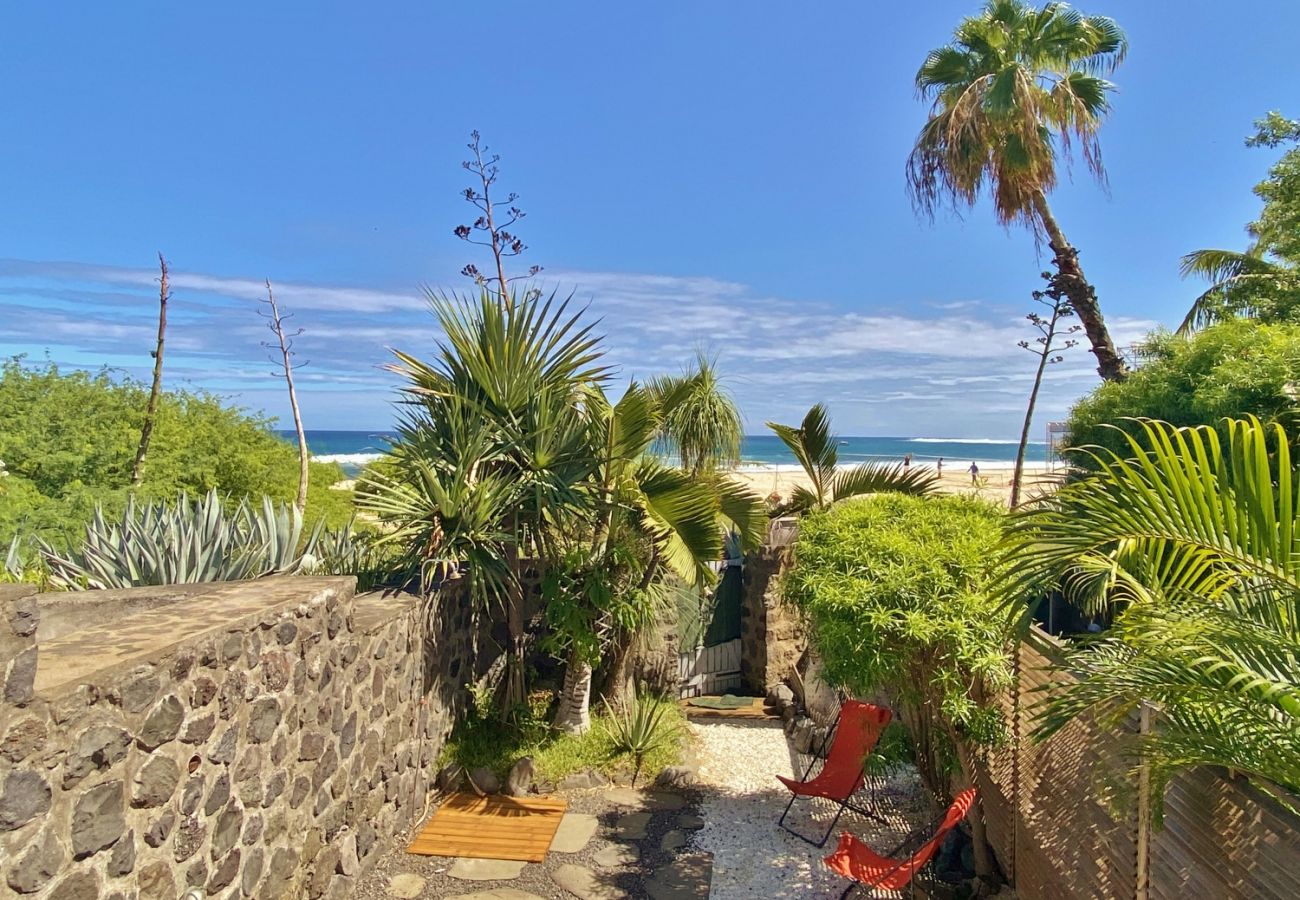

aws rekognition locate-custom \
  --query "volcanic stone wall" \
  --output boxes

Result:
[0,576,474,900]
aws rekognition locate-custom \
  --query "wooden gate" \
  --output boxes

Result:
[677,561,744,697]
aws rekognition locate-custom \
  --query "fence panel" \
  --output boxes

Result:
[976,628,1300,899]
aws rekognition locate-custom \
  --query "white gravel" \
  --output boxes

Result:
[690,718,921,899]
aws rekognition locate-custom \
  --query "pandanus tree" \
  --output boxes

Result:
[647,352,744,476]
[997,418,1300,809]
[909,0,1129,382]
[766,404,939,513]
[359,290,605,717]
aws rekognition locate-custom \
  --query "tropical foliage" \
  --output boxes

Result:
[604,691,682,786]
[909,0,1129,381]
[39,491,324,590]
[358,289,764,727]
[1180,112,1300,333]
[1065,319,1300,464]
[997,418,1300,809]
[647,352,743,475]
[766,403,938,513]
[359,290,605,715]
[783,493,1011,876]
[0,358,353,546]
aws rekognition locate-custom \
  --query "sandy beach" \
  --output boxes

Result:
[337,463,1061,508]
[728,462,1062,508]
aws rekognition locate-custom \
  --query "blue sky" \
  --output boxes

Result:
[2,1,1298,436]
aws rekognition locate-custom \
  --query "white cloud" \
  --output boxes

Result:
[0,258,1177,436]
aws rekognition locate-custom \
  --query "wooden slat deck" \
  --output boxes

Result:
[406,792,568,862]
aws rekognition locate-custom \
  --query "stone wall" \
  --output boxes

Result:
[0,576,476,900]
[738,547,804,695]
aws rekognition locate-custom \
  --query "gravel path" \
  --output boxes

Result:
[690,718,925,899]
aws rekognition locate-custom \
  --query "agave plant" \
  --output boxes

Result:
[766,404,939,513]
[40,491,322,590]
[3,535,26,582]
[604,692,681,786]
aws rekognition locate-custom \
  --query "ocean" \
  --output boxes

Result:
[284,430,1048,477]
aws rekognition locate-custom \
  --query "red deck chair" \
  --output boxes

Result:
[775,699,892,847]
[823,787,978,899]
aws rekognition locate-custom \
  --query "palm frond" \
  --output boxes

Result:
[832,461,940,503]
[997,416,1300,801]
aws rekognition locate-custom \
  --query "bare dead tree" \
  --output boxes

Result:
[454,130,541,308]
[1011,274,1081,508]
[259,280,310,511]
[130,253,170,489]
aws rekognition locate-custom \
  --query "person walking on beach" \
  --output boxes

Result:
[937,457,944,476]
[903,452,912,470]
[968,461,979,485]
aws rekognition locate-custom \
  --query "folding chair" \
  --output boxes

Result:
[775,699,892,847]
[824,786,978,899]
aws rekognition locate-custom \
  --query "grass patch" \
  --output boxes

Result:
[441,692,687,785]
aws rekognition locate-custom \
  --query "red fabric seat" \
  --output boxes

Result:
[824,787,978,893]
[775,700,891,801]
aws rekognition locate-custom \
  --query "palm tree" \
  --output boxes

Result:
[648,352,744,475]
[997,417,1300,808]
[1179,112,1300,333]
[908,0,1129,382]
[552,384,766,732]
[766,404,939,513]
[360,289,606,717]
[1178,248,1300,333]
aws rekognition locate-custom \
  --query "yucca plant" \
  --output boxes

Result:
[604,692,681,786]
[40,490,322,590]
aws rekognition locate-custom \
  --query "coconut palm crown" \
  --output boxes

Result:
[908,0,1129,381]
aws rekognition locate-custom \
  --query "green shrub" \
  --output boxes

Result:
[782,493,1011,794]
[0,358,353,545]
[1066,319,1300,463]
[440,692,687,784]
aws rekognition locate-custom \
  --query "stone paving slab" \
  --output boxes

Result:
[592,843,640,869]
[386,872,427,898]
[550,812,599,853]
[644,851,713,900]
[552,863,628,899]
[447,890,547,900]
[448,857,529,881]
[614,811,651,840]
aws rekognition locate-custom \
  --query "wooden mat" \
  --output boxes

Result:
[680,696,778,719]
[406,792,569,862]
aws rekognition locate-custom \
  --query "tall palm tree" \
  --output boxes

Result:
[766,404,939,513]
[996,418,1300,809]
[648,352,744,475]
[908,0,1129,382]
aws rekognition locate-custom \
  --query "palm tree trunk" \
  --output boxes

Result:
[1031,191,1128,382]
[601,633,636,708]
[130,253,169,489]
[947,724,996,883]
[553,650,593,734]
